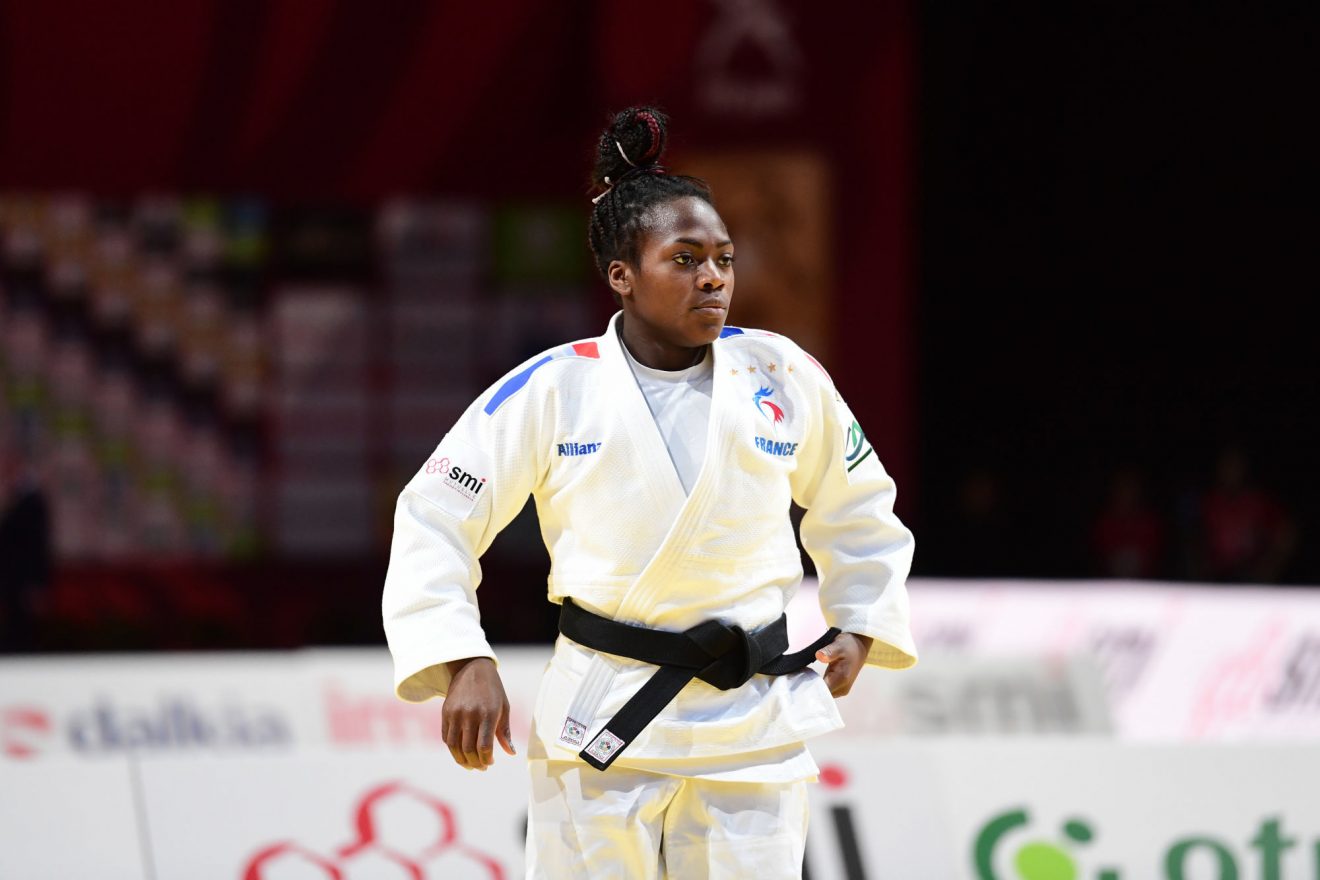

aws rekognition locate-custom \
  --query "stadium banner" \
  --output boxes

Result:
[0,647,1110,767]
[4,742,1318,879]
[818,578,1320,741]
[5,577,1320,767]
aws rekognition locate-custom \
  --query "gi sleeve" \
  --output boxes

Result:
[789,358,917,669]
[382,364,549,701]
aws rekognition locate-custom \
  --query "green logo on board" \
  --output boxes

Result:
[972,808,1302,880]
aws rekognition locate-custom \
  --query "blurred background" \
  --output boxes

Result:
[1,2,1316,876]
[2,1,1310,655]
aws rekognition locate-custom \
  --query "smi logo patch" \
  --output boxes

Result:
[426,457,487,503]
[414,436,493,519]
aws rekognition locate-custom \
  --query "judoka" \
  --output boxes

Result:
[383,106,916,879]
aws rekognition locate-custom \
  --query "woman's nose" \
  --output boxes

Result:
[697,261,726,290]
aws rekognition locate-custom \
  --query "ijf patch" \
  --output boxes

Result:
[559,717,587,747]
[584,729,625,764]
[412,434,493,519]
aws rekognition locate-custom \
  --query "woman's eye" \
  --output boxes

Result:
[719,254,735,267]
[673,254,693,266]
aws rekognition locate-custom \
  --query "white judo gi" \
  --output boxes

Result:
[383,312,916,877]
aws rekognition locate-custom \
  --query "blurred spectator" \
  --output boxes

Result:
[1191,447,1297,583]
[1089,466,1166,579]
[926,467,1018,577]
[0,444,53,651]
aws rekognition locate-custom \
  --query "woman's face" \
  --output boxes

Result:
[610,196,735,353]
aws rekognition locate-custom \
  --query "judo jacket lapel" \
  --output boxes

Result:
[555,315,736,750]
[598,313,689,530]
[597,313,732,626]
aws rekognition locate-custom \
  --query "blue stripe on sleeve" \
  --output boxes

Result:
[719,326,744,338]
[483,355,555,415]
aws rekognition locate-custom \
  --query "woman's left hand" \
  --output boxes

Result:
[815,632,874,697]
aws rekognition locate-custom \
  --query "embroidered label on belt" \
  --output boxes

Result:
[559,717,587,747]
[584,730,625,763]
[559,652,617,757]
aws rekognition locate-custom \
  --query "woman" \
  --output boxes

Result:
[382,107,916,878]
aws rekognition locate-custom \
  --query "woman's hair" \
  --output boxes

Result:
[587,107,714,280]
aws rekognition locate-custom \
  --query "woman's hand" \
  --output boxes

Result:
[441,657,516,770]
[815,632,874,697]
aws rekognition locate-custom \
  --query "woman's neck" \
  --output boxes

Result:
[618,314,706,371]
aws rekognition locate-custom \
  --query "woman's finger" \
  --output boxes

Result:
[460,712,485,771]
[497,701,517,756]
[825,656,857,696]
[477,715,494,766]
[443,717,469,769]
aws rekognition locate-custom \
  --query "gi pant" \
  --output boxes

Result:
[526,759,809,879]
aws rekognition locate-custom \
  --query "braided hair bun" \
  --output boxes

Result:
[591,107,667,187]
[587,106,714,281]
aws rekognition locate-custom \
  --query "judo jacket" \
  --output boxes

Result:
[383,312,916,773]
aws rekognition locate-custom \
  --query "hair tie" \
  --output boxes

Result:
[589,165,670,206]
[615,140,636,167]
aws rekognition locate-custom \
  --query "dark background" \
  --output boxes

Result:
[1,2,1315,656]
[915,4,1314,582]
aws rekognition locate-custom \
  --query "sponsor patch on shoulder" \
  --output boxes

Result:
[411,434,494,520]
[838,399,875,483]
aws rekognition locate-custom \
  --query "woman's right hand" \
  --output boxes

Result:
[441,657,516,770]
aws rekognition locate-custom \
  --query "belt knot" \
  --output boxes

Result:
[686,619,764,690]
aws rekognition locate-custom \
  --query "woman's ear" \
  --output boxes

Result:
[607,260,633,300]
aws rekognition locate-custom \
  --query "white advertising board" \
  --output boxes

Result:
[5,579,1320,877]
[0,759,146,878]
[0,644,1109,769]
[789,579,1320,741]
[4,742,1318,879]
[804,741,1320,880]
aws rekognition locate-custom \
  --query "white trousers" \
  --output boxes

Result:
[525,759,809,880]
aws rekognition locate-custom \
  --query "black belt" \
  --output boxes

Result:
[558,598,841,771]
